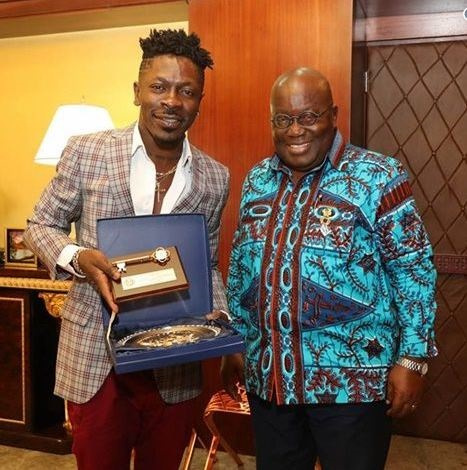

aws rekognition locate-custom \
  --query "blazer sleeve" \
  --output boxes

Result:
[208,167,230,312]
[24,137,84,280]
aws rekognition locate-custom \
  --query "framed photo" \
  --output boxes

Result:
[5,228,38,269]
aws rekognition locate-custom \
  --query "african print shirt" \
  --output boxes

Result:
[227,130,437,405]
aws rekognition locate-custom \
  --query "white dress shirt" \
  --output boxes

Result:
[58,125,193,274]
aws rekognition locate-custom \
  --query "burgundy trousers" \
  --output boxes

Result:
[67,370,196,470]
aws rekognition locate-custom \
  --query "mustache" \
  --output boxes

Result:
[154,109,183,119]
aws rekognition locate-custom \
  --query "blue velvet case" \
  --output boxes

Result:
[97,214,244,374]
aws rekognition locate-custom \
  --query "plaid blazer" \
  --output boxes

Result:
[24,124,229,404]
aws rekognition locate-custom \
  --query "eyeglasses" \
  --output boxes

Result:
[271,105,334,129]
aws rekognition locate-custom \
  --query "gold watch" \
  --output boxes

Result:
[396,357,428,376]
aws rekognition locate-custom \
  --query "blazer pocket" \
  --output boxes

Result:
[61,284,99,327]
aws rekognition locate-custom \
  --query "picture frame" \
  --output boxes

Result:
[4,228,38,269]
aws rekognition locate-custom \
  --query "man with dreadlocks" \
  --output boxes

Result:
[24,29,229,470]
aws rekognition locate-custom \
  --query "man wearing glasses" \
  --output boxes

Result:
[222,67,437,470]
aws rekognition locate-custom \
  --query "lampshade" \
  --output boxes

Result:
[34,104,115,165]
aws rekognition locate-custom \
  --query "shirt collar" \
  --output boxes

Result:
[131,124,192,168]
[270,129,346,173]
[327,129,346,168]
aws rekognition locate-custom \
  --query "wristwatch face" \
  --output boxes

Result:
[420,362,429,375]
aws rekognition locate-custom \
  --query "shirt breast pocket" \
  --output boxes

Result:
[302,194,358,254]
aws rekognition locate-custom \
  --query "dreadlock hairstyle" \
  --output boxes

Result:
[139,29,213,82]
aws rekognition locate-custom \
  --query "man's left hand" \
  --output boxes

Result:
[386,364,425,418]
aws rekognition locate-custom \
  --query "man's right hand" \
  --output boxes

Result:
[77,249,121,313]
[221,353,245,401]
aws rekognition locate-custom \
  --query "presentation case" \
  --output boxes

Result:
[97,214,244,374]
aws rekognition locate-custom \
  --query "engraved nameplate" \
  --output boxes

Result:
[121,268,177,291]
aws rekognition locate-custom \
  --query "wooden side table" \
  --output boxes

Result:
[38,292,72,434]
[0,267,72,454]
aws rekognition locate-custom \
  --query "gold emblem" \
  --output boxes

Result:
[315,205,337,236]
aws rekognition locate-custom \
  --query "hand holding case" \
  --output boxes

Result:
[97,214,244,374]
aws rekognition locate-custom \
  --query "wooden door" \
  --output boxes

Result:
[366,40,467,442]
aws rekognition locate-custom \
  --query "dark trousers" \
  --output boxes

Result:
[67,371,195,470]
[248,393,392,470]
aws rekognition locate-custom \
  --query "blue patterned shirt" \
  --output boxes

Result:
[227,131,437,405]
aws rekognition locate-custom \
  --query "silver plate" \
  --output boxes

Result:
[116,324,222,349]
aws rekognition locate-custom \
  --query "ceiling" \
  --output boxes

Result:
[0,1,188,38]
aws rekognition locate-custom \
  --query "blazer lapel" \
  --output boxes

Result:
[172,145,206,214]
[105,134,206,216]
[106,125,135,216]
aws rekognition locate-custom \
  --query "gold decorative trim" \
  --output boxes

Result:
[39,292,68,318]
[0,277,71,292]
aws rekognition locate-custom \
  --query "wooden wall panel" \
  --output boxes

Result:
[189,0,353,277]
[362,12,467,42]
[188,0,354,453]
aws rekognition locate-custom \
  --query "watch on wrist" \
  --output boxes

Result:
[71,247,87,277]
[396,357,428,376]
